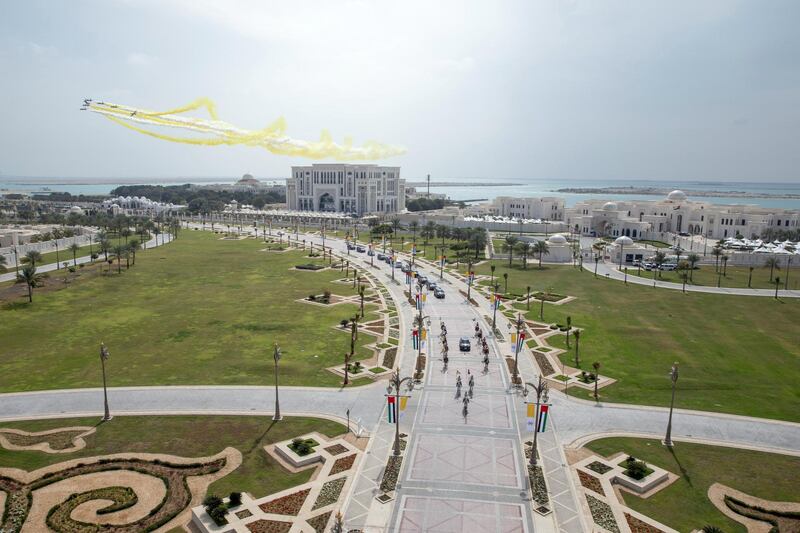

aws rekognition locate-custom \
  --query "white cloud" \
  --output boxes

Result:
[127,52,157,66]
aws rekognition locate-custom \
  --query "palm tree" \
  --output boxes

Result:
[687,253,700,281]
[128,238,140,265]
[764,257,780,282]
[503,272,509,293]
[112,245,125,274]
[711,246,723,272]
[748,266,754,288]
[515,241,529,269]
[468,229,487,259]
[99,239,111,262]
[121,228,132,244]
[532,240,550,269]
[573,329,581,367]
[436,224,450,246]
[653,251,667,279]
[503,235,519,266]
[526,285,532,310]
[0,254,7,273]
[17,264,44,302]
[721,255,729,276]
[421,221,436,255]
[490,264,496,287]
[408,221,419,244]
[391,218,401,245]
[23,250,42,267]
[68,243,80,267]
[592,361,601,400]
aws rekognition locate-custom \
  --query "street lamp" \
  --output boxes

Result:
[512,313,524,388]
[386,369,414,456]
[273,343,283,421]
[99,342,111,421]
[522,376,549,467]
[491,283,500,333]
[663,362,679,447]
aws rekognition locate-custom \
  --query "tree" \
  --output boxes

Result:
[121,228,132,244]
[391,218,402,244]
[436,224,450,245]
[711,246,723,272]
[686,253,700,281]
[128,238,141,265]
[566,316,572,348]
[17,264,44,302]
[503,235,519,266]
[573,329,581,367]
[653,251,667,279]
[23,250,42,267]
[490,264,496,287]
[112,245,125,274]
[408,221,419,244]
[69,243,80,267]
[764,257,780,282]
[532,240,550,269]
[468,229,487,259]
[0,254,6,273]
[526,285,532,310]
[592,361,601,400]
[721,255,729,276]
[344,315,359,385]
[515,241,529,269]
[359,285,366,318]
[421,221,436,253]
[503,272,509,293]
[99,239,111,262]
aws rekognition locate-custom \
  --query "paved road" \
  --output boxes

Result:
[589,255,800,298]
[0,233,174,283]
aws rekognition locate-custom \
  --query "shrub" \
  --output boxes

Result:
[309,294,317,301]
[78,263,85,268]
[228,492,242,507]
[624,460,649,480]
[68,267,76,273]
[208,505,228,526]
[340,319,349,328]
[323,289,332,302]
[203,495,223,510]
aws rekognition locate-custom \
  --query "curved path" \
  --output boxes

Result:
[3,227,799,531]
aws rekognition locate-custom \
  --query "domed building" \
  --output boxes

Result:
[666,190,688,202]
[234,174,262,190]
[547,233,568,245]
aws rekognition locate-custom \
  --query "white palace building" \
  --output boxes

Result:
[286,164,405,216]
[564,190,800,240]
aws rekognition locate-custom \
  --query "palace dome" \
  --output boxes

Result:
[667,190,687,201]
[614,236,634,246]
[602,202,618,211]
[547,234,567,245]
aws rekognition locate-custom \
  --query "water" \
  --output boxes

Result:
[1,176,799,210]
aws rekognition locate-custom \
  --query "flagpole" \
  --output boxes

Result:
[99,342,111,421]
[512,313,524,388]
[523,376,549,467]
[387,369,413,456]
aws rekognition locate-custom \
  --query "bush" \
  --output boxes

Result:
[68,267,76,273]
[228,492,242,507]
[203,495,223,510]
[340,319,349,328]
[309,294,317,301]
[624,460,649,480]
[208,505,228,526]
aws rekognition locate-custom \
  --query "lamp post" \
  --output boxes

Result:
[512,313,524,388]
[391,249,396,281]
[99,342,111,421]
[663,362,679,447]
[467,260,473,302]
[522,377,549,467]
[273,343,283,421]
[415,292,428,381]
[594,253,599,278]
[386,369,414,456]
[491,283,500,333]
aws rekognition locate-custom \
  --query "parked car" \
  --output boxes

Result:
[356,245,366,253]
[427,282,438,291]
[367,250,375,256]
[459,337,471,352]
[660,263,677,271]
[434,288,445,299]
[678,232,690,237]
[643,262,656,271]
[377,253,385,260]
[347,244,356,250]
[417,275,428,286]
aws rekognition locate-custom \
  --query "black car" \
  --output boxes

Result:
[356,245,366,253]
[377,253,385,260]
[459,337,471,352]
[434,288,445,299]
[417,275,428,286]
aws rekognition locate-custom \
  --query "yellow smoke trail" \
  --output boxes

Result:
[87,98,405,161]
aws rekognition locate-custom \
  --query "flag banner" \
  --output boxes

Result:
[526,403,535,418]
[526,418,535,432]
[421,328,427,340]
[538,404,549,432]
[492,294,502,310]
[515,332,526,354]
[511,333,518,344]
[387,396,397,423]
[399,396,408,411]
[411,329,419,350]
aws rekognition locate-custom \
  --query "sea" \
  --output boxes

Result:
[1,176,799,211]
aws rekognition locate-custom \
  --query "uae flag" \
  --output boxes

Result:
[537,404,549,432]
[387,396,397,423]
[515,332,526,354]
[411,329,419,349]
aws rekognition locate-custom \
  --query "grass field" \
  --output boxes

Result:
[628,263,799,290]
[586,437,800,532]
[6,242,96,271]
[0,231,380,391]
[462,261,800,422]
[0,415,345,497]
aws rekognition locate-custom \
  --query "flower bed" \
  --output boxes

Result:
[295,264,325,271]
[379,456,403,493]
[527,464,549,506]
[288,438,320,457]
[330,454,356,475]
[585,461,613,475]
[578,470,605,496]
[236,509,253,519]
[324,444,348,456]
[306,511,333,533]
[624,513,667,533]
[48,486,138,530]
[0,429,85,451]
[258,488,310,516]
[532,351,556,375]
[586,494,620,533]
[246,519,293,533]
[311,477,346,510]
[382,347,397,368]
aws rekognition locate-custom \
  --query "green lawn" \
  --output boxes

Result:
[628,264,799,290]
[462,261,800,422]
[0,231,380,391]
[586,437,800,533]
[10,242,97,271]
[0,415,345,498]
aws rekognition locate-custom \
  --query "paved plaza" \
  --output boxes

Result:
[395,496,528,533]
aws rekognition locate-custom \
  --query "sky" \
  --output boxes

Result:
[1,0,799,182]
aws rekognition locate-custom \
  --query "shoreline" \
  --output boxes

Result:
[554,187,800,200]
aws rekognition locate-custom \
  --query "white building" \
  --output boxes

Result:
[286,164,405,216]
[565,190,800,240]
[488,196,565,221]
[101,196,186,217]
